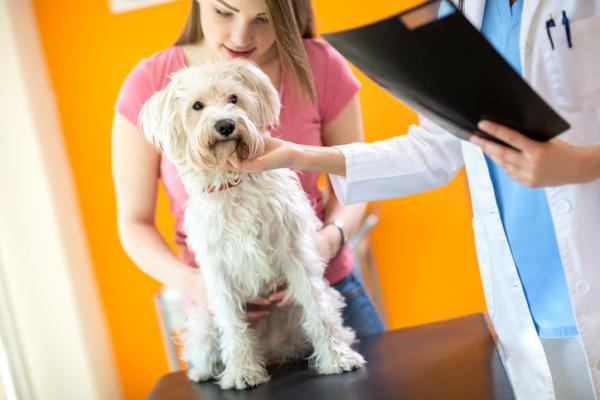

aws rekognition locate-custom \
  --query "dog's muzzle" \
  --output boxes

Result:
[214,119,235,137]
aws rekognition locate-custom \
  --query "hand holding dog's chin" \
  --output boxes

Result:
[227,137,299,173]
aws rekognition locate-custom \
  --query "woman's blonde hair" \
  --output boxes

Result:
[175,0,316,102]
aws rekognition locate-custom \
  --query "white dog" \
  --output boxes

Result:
[139,59,365,390]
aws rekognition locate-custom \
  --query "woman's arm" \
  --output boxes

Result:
[231,119,466,205]
[229,136,347,176]
[294,143,348,177]
[112,113,206,303]
[317,94,367,261]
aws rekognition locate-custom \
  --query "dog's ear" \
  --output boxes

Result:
[232,60,281,130]
[139,80,185,161]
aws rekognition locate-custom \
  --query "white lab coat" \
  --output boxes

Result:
[330,1,600,399]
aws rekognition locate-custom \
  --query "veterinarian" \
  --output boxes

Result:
[112,0,384,343]
[229,1,600,399]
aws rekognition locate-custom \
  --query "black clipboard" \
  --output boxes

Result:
[322,0,570,143]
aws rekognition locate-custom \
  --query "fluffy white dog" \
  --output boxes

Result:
[139,59,365,390]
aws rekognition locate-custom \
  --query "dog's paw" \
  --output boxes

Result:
[315,348,366,375]
[185,359,223,383]
[218,366,270,390]
[186,366,214,383]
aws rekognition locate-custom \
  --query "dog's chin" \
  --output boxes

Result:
[210,138,249,169]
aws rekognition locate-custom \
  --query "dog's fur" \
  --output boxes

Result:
[139,59,365,390]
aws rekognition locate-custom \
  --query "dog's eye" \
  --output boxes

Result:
[228,95,237,104]
[192,101,204,111]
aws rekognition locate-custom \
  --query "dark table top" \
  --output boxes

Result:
[147,313,514,400]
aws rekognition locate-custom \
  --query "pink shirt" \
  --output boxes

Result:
[115,39,360,284]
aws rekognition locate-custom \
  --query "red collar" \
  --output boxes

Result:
[203,179,242,193]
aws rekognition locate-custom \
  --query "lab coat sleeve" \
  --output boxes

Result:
[329,117,465,204]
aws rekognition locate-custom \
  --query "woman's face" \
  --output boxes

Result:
[198,0,278,65]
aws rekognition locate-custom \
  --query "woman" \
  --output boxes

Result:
[230,1,600,399]
[112,0,384,344]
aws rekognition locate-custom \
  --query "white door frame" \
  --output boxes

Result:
[0,0,121,398]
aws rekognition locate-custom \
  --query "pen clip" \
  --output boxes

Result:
[562,11,572,48]
[546,14,556,50]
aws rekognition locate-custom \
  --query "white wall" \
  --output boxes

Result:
[0,0,121,398]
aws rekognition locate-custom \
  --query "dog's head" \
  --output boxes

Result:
[139,59,280,172]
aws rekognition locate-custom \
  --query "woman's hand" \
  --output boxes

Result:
[245,279,295,326]
[245,296,272,326]
[471,120,600,187]
[227,137,299,173]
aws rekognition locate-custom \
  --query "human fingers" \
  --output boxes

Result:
[267,288,295,308]
[477,120,536,153]
[277,298,295,308]
[267,288,286,303]
[246,309,270,325]
[471,135,524,165]
[247,296,270,306]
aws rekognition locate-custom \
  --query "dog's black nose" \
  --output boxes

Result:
[214,119,235,137]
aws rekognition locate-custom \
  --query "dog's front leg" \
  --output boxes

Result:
[285,256,366,375]
[183,304,223,382]
[207,278,270,390]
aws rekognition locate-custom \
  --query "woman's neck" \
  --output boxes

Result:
[181,40,213,66]
[182,40,281,89]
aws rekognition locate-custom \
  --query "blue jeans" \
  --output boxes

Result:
[332,270,385,338]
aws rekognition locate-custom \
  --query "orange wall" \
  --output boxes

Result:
[32,0,485,398]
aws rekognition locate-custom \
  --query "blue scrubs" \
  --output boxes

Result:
[480,0,578,338]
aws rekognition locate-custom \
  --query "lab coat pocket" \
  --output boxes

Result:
[542,15,600,112]
[472,217,495,318]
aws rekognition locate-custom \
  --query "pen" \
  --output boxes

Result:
[562,11,572,48]
[546,14,556,50]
